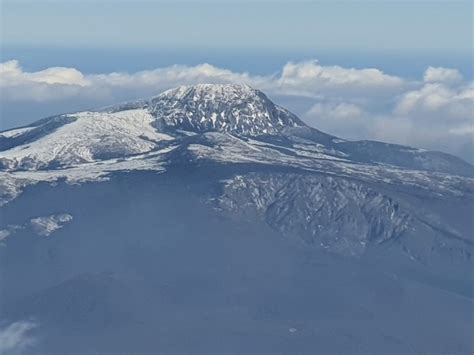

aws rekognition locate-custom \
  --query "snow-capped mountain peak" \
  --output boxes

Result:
[147,84,306,136]
[0,84,309,171]
[0,84,473,180]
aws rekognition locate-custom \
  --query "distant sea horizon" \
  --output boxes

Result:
[2,45,473,80]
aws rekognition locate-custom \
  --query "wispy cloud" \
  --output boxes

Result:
[0,320,37,355]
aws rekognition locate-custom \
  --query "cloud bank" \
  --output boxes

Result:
[1,60,472,162]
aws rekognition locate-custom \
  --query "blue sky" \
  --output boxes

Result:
[2,0,472,52]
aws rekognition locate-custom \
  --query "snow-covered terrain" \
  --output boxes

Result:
[0,84,473,355]
[0,109,172,170]
[29,214,73,237]
[0,214,72,243]
[0,84,472,205]
[148,84,304,135]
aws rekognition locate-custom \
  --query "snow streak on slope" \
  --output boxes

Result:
[0,147,172,206]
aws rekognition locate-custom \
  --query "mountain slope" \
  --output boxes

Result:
[0,84,473,355]
[1,170,472,355]
[1,84,472,176]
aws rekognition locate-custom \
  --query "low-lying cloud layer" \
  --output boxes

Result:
[1,59,472,162]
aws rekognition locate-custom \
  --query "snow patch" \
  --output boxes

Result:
[30,213,73,237]
[0,126,35,138]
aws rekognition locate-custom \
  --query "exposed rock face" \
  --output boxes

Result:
[219,173,410,257]
[148,84,305,136]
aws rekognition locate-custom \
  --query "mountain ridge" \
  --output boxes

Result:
[0,84,472,177]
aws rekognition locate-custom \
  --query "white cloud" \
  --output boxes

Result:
[277,60,404,97]
[395,83,473,122]
[449,125,474,135]
[0,59,405,103]
[0,61,88,102]
[0,59,473,163]
[307,102,365,120]
[1,60,88,86]
[303,101,370,139]
[423,66,463,85]
[0,320,37,355]
[300,70,473,162]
